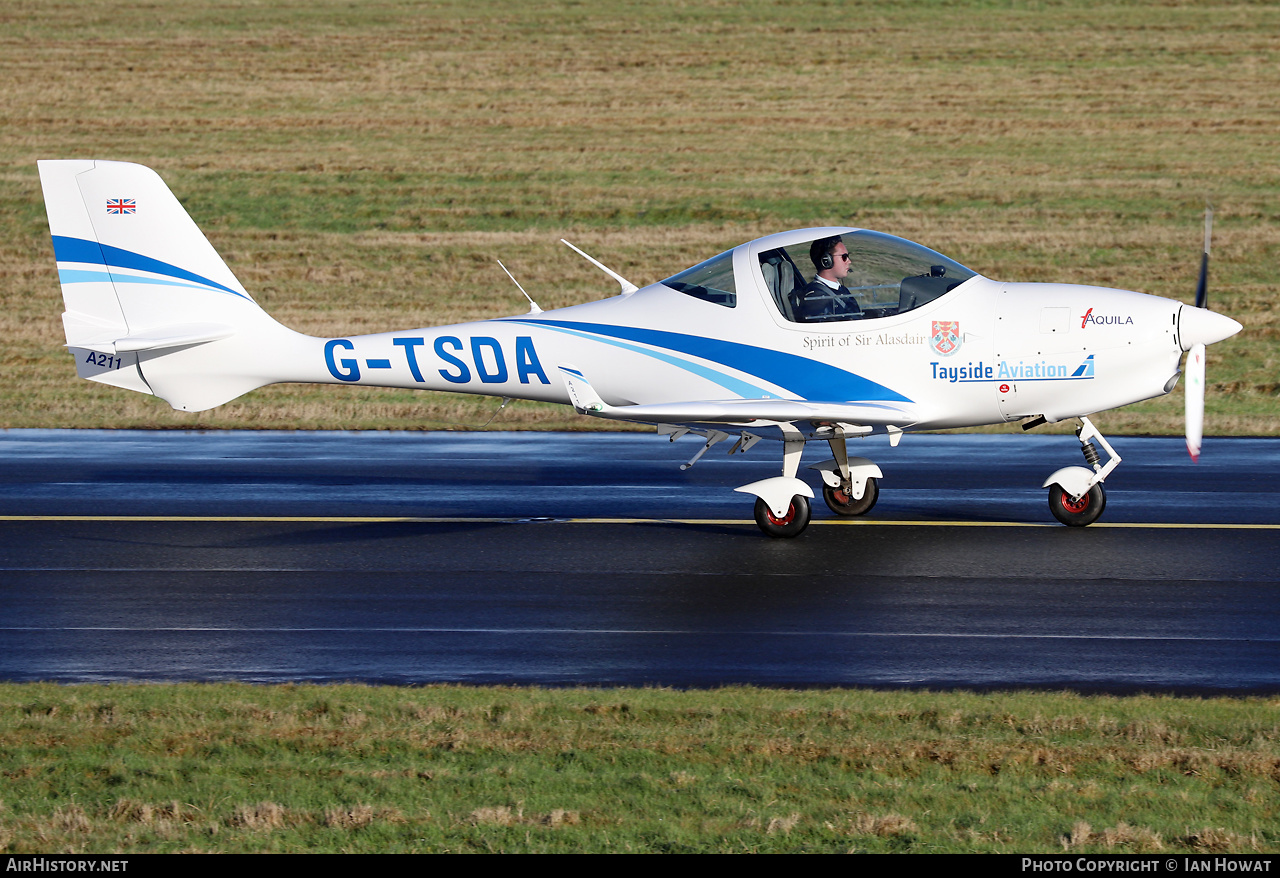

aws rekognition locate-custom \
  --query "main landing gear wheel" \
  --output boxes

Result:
[754,495,811,539]
[1048,483,1106,527]
[822,477,878,517]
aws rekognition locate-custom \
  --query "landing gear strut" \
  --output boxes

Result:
[736,425,885,537]
[1042,416,1120,527]
[813,426,882,517]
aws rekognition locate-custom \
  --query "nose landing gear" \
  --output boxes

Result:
[1042,417,1120,527]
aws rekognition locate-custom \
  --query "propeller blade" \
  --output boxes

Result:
[1194,204,1213,309]
[1185,342,1206,462]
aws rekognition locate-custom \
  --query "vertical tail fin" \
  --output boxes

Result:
[38,160,304,411]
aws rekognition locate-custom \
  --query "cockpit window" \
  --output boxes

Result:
[761,230,977,323]
[662,249,736,308]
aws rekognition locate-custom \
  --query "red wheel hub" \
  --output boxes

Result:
[767,503,796,525]
[1059,491,1091,514]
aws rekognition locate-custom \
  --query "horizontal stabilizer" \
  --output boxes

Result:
[66,321,235,355]
[111,323,234,353]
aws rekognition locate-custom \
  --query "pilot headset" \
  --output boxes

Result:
[811,236,842,271]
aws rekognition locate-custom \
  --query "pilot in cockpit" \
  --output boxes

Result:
[797,235,861,322]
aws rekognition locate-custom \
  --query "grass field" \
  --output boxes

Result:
[1,683,1277,854]
[1,0,1277,432]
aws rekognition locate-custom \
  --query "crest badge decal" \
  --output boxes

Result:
[930,320,961,356]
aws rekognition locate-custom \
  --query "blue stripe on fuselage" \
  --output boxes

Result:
[509,318,911,403]
[522,321,779,400]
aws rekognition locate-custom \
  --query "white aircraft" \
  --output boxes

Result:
[38,160,1242,537]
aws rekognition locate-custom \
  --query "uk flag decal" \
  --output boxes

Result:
[106,198,136,215]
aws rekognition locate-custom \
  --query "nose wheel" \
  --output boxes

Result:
[1048,483,1106,527]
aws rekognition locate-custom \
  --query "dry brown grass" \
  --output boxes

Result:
[323,804,406,829]
[229,801,294,831]
[844,813,920,838]
[50,805,91,834]
[1177,827,1264,854]
[468,805,520,826]
[467,804,578,827]
[1088,822,1165,852]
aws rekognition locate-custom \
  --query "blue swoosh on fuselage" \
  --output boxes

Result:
[516,320,781,400]
[508,318,912,403]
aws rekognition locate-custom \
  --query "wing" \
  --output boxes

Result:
[558,365,916,428]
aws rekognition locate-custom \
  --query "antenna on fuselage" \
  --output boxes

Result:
[497,260,541,314]
[560,239,639,296]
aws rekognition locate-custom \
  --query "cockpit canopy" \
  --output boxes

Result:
[761,230,977,323]
[661,229,977,323]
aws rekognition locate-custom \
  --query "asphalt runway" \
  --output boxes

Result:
[1,429,1277,691]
